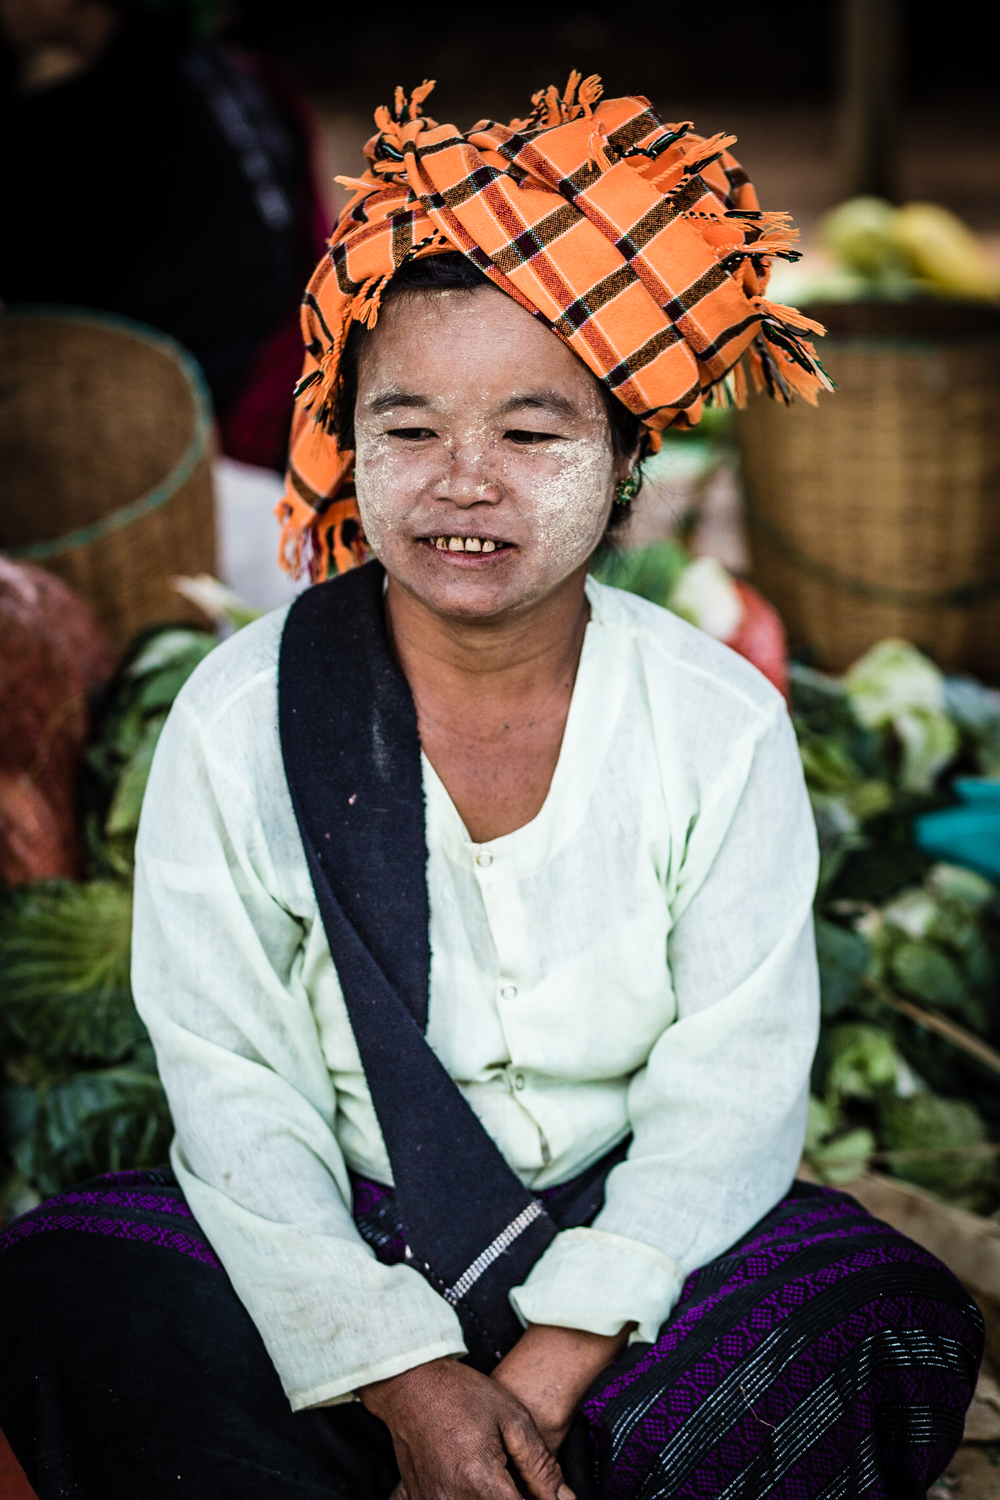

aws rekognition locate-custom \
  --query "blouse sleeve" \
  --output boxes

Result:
[509,699,819,1342]
[132,685,466,1412]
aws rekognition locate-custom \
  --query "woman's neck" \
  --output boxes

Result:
[384,564,591,842]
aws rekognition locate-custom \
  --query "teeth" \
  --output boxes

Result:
[432,536,500,553]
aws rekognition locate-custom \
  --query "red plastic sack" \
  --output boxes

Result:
[0,1425,37,1500]
[726,579,789,701]
[0,558,115,885]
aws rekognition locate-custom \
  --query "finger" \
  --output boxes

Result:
[501,1412,574,1500]
[399,1435,518,1500]
[389,1485,408,1500]
[450,1453,523,1500]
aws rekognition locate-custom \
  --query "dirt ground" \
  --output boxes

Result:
[936,1359,1000,1499]
[929,1443,1000,1499]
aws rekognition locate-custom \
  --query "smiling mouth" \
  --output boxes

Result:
[424,535,511,555]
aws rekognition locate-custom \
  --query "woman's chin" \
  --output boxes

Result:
[383,539,564,622]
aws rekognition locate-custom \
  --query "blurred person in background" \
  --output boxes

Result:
[0,0,329,470]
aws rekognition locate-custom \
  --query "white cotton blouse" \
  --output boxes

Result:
[132,577,819,1413]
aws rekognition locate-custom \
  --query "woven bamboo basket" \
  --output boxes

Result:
[737,303,1000,679]
[0,309,216,648]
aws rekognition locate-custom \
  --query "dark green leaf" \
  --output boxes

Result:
[828,839,931,903]
[0,881,141,1062]
[591,542,689,609]
[16,1059,172,1198]
[815,916,870,1016]
[1,1082,38,1154]
[877,1091,997,1209]
[891,939,968,1010]
[104,714,168,840]
[80,624,217,873]
[133,659,213,714]
[823,1022,901,1104]
[799,736,862,793]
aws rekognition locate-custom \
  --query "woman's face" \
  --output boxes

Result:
[352,285,627,622]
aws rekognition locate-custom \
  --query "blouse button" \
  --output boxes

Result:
[475,851,493,868]
[514,1072,526,1090]
[501,985,518,1000]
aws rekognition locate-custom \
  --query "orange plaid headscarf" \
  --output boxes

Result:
[277,75,831,580]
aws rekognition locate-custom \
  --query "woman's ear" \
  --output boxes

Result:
[616,437,644,483]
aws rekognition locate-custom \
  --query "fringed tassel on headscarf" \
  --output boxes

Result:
[275,491,369,584]
[351,275,389,329]
[676,131,739,177]
[276,489,321,580]
[588,123,615,171]
[312,496,370,580]
[746,300,834,406]
[701,300,830,412]
[374,78,437,149]
[334,172,378,194]
[297,274,389,439]
[309,319,348,432]
[407,78,437,119]
[739,211,801,261]
[526,71,604,130]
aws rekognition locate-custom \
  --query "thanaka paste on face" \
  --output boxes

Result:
[352,287,618,616]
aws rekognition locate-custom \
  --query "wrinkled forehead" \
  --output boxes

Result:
[354,285,609,416]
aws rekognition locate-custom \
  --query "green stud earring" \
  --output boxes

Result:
[614,468,641,506]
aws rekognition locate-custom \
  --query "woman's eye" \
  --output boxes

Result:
[505,429,559,446]
[387,427,438,441]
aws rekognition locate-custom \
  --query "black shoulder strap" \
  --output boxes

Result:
[278,562,557,1367]
[279,560,431,1025]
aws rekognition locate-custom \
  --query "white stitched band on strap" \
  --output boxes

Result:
[442,1201,545,1306]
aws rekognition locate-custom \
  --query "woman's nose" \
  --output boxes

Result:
[436,442,503,506]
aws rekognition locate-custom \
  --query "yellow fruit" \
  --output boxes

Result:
[890,203,1000,301]
[820,197,899,276]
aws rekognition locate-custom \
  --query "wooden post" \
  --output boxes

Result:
[838,0,901,201]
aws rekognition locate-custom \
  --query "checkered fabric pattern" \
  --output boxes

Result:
[277,75,832,580]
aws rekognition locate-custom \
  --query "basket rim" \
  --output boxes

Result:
[0,305,214,561]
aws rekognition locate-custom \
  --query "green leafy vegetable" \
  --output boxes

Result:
[1,623,218,1205]
[805,1096,876,1185]
[0,881,137,1062]
[82,625,217,875]
[814,916,869,1017]
[590,542,689,609]
[878,1092,998,1211]
[890,940,969,1012]
[843,641,959,794]
[6,1053,171,1200]
[823,1023,904,1105]
[944,679,1000,777]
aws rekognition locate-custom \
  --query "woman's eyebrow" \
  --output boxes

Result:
[366,390,432,413]
[364,389,579,417]
[496,391,579,419]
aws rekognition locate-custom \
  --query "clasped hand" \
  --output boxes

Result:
[359,1323,631,1500]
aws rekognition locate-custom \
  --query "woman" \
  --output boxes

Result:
[0,77,982,1500]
